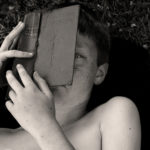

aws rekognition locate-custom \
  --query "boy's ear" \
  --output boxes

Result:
[94,63,109,85]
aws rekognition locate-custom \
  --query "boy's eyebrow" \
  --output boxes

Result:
[76,40,83,47]
[76,40,88,49]
[75,47,89,56]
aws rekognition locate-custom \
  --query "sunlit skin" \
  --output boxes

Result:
[0,22,141,150]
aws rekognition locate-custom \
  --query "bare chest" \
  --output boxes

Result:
[63,115,102,150]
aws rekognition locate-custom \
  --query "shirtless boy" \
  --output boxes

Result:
[0,5,141,150]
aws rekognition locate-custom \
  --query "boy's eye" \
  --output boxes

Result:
[75,53,83,59]
[74,53,85,69]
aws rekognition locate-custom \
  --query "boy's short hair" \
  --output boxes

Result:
[52,3,111,66]
[78,4,111,66]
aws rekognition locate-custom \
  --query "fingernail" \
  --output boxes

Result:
[34,71,38,76]
[6,70,11,75]
[29,52,33,56]
[15,22,22,29]
[18,21,24,28]
[16,64,22,68]
[17,21,22,26]
[20,22,24,26]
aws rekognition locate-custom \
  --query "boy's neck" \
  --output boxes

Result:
[55,101,87,128]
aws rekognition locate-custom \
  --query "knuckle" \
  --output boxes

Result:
[22,52,27,56]
[28,85,37,92]
[7,73,13,80]
[8,90,15,98]
[9,78,15,84]
[20,70,26,76]
[21,52,25,56]
[19,71,29,80]
[10,50,16,56]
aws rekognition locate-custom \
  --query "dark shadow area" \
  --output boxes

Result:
[0,37,149,149]
[88,37,150,150]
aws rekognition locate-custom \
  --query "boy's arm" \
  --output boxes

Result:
[5,64,76,150]
[0,124,75,150]
[100,97,141,150]
[29,119,75,150]
[0,128,41,150]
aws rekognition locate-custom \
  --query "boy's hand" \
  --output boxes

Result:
[5,64,55,136]
[0,22,33,70]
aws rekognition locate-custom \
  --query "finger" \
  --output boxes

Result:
[9,34,20,49]
[9,90,17,103]
[6,70,23,93]
[0,22,24,51]
[0,50,33,61]
[33,71,52,97]
[16,64,36,88]
[5,100,14,112]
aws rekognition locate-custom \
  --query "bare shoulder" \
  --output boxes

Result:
[80,96,140,127]
[94,96,140,122]
[92,96,141,150]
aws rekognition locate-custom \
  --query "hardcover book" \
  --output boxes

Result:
[0,5,80,87]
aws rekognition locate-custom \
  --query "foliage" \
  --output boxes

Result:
[0,0,150,51]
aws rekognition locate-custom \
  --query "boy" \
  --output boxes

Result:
[0,4,141,150]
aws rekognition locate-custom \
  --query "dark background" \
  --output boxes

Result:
[1,0,150,51]
[0,0,150,150]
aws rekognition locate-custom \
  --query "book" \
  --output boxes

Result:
[0,5,80,87]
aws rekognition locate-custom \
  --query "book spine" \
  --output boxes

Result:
[0,12,41,88]
[12,12,41,85]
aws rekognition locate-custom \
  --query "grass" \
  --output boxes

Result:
[0,0,150,52]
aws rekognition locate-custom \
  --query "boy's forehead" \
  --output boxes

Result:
[76,32,89,47]
[76,32,97,53]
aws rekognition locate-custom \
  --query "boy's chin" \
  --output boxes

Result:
[50,86,70,96]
